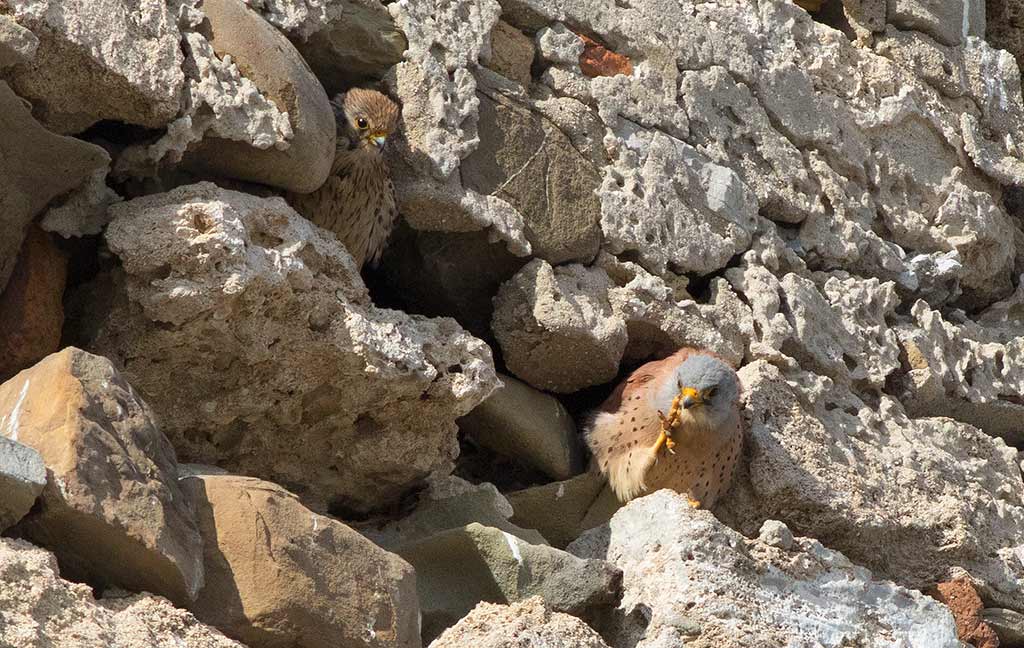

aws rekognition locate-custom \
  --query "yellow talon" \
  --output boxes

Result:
[687,497,702,509]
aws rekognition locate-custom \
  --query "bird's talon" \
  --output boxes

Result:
[687,497,702,509]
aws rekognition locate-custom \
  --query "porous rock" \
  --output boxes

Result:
[0,227,67,381]
[930,577,1000,648]
[84,182,497,514]
[181,472,420,648]
[182,0,335,194]
[429,597,611,648]
[458,373,584,481]
[0,81,108,292]
[394,522,620,642]
[0,538,243,648]
[719,360,1024,611]
[4,0,185,132]
[0,348,204,607]
[0,437,45,532]
[569,490,961,647]
[492,259,628,393]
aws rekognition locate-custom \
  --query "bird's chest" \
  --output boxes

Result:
[645,416,742,507]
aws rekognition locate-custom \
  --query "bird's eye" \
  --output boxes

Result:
[356,118,368,129]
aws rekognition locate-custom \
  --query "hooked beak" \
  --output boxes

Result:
[679,386,702,410]
[369,132,387,150]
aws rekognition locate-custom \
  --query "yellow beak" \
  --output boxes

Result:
[369,132,387,150]
[679,386,702,409]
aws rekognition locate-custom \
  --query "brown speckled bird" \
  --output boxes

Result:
[287,88,400,268]
[585,349,743,507]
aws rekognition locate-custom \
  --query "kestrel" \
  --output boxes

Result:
[585,348,743,507]
[287,88,400,268]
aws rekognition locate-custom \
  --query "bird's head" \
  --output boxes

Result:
[334,88,400,154]
[657,354,740,431]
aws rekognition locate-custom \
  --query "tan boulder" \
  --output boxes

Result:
[183,0,335,194]
[0,227,67,381]
[181,471,420,648]
[0,348,204,606]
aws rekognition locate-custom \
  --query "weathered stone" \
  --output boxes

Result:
[719,360,1024,611]
[930,577,1000,648]
[463,71,602,265]
[387,0,501,179]
[492,260,628,393]
[395,522,620,642]
[894,300,1024,446]
[360,476,547,549]
[569,490,960,647]
[507,471,607,548]
[243,0,407,94]
[0,437,45,532]
[181,472,420,648]
[0,14,38,69]
[83,182,497,514]
[984,607,1024,646]
[598,129,758,277]
[0,81,108,292]
[4,0,185,132]
[484,20,535,88]
[0,538,243,648]
[0,348,204,606]
[0,227,67,381]
[182,0,336,194]
[429,597,611,648]
[458,373,583,481]
[888,0,985,46]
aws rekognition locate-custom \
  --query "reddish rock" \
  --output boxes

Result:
[577,33,632,78]
[0,226,67,381]
[930,577,1000,648]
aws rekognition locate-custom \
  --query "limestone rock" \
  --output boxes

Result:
[429,597,611,648]
[894,300,1024,445]
[569,490,961,647]
[181,472,420,648]
[182,0,335,193]
[598,129,758,277]
[242,0,407,93]
[0,227,67,381]
[888,0,985,46]
[360,476,547,549]
[4,0,185,132]
[492,260,628,393]
[720,360,1024,611]
[0,81,108,292]
[394,522,621,642]
[458,373,584,481]
[0,538,243,648]
[484,20,535,87]
[0,348,204,606]
[463,70,602,265]
[84,182,497,514]
[0,437,45,532]
[984,607,1024,646]
[0,14,38,69]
